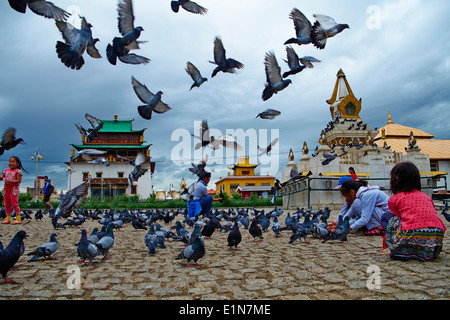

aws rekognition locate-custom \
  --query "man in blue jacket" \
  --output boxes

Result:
[189,172,222,218]
[42,176,54,211]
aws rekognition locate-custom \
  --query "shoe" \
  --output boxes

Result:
[364,228,384,236]
[13,220,22,225]
[2,220,11,224]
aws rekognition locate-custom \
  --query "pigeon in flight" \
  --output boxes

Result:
[284,8,313,46]
[8,0,70,21]
[55,17,101,70]
[189,155,208,179]
[171,0,208,15]
[321,152,339,166]
[282,45,306,78]
[192,119,212,150]
[88,157,110,167]
[256,109,281,120]
[55,182,89,219]
[258,137,279,156]
[84,113,103,142]
[186,62,207,90]
[282,46,321,78]
[210,37,244,78]
[106,0,150,65]
[311,14,349,50]
[0,128,25,156]
[131,76,171,120]
[71,148,107,162]
[209,134,243,152]
[128,152,148,188]
[262,51,292,101]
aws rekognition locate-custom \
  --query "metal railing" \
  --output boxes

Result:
[275,175,447,208]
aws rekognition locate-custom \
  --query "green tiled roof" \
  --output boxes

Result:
[98,119,145,133]
[72,144,151,150]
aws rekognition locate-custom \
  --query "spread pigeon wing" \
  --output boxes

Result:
[80,16,101,58]
[313,14,338,30]
[153,101,172,114]
[186,61,203,82]
[131,76,153,104]
[291,8,312,38]
[118,54,150,64]
[212,37,227,65]
[85,113,100,128]
[118,0,140,49]
[55,20,79,45]
[27,1,70,21]
[285,46,301,70]
[265,51,282,86]
[1,128,17,146]
[182,1,208,15]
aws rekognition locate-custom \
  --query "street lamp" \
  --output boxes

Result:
[65,166,76,190]
[30,147,46,202]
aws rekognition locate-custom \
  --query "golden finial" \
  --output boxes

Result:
[387,110,394,124]
[288,149,295,161]
[302,142,309,155]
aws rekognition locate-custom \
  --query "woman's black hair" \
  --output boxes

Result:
[10,156,28,174]
[349,167,356,173]
[340,179,368,195]
[390,161,421,194]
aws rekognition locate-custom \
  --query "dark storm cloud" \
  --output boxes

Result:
[0,0,449,193]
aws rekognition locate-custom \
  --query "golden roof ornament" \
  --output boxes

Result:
[302,141,309,155]
[288,149,295,161]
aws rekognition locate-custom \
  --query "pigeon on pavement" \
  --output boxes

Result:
[262,51,292,101]
[131,76,171,120]
[175,234,205,267]
[249,219,263,241]
[77,229,98,266]
[95,223,115,259]
[227,222,242,251]
[0,231,28,284]
[27,233,57,262]
[210,37,244,78]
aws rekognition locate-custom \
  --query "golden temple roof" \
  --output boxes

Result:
[374,111,449,160]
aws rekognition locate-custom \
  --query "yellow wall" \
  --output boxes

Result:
[216,176,275,196]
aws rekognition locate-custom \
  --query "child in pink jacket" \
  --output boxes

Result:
[385,162,446,261]
[1,156,24,224]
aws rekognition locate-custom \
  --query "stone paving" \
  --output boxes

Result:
[0,208,449,300]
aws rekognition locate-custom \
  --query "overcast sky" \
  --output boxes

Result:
[0,0,449,193]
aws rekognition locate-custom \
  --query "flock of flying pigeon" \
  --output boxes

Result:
[1,1,352,282]
[3,0,350,169]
